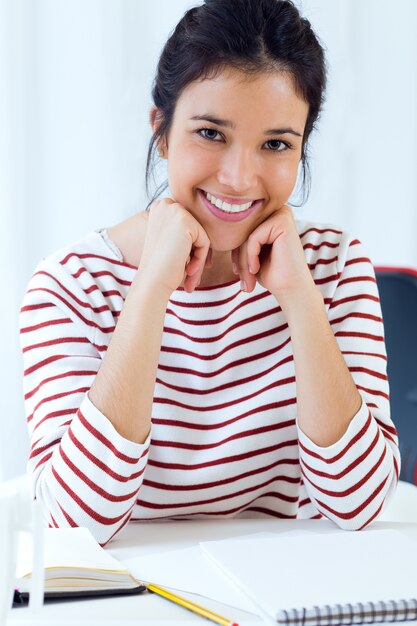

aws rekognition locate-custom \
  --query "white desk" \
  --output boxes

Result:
[8,518,417,626]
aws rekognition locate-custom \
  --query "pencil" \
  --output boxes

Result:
[147,582,239,626]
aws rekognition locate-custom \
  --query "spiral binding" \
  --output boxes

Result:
[278,598,417,625]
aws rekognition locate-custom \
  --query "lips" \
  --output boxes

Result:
[203,190,260,206]
[197,188,263,223]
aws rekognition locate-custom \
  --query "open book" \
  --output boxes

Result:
[16,527,145,598]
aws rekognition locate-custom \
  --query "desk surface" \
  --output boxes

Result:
[8,518,417,626]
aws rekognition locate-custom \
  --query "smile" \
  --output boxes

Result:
[198,189,263,223]
[204,191,255,213]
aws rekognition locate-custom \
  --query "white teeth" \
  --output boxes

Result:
[205,191,255,213]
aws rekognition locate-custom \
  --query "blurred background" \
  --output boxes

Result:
[1,0,417,480]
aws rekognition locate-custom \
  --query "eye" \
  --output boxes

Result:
[265,139,291,152]
[196,127,223,141]
[196,128,292,152]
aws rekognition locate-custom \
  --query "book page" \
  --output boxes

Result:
[124,545,258,613]
[16,528,130,579]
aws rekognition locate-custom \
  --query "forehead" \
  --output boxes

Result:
[174,68,309,130]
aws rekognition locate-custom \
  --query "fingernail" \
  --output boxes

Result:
[232,263,238,274]
[249,266,255,274]
[240,280,247,292]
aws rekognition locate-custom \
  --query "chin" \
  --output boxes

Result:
[208,232,247,253]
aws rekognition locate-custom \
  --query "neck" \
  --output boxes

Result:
[197,249,237,287]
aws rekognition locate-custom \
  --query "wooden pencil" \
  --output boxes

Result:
[147,582,239,626]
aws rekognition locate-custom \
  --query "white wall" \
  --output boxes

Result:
[1,0,416,479]
[299,0,417,264]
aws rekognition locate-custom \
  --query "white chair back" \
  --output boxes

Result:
[0,475,44,626]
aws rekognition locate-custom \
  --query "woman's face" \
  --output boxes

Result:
[154,68,309,252]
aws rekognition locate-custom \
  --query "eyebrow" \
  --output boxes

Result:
[190,114,303,137]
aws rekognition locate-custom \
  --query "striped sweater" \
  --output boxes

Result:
[19,220,400,545]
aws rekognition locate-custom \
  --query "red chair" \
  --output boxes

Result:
[374,266,417,485]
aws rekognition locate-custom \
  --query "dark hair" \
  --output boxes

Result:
[145,0,327,211]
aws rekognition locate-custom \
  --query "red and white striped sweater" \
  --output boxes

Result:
[19,220,400,545]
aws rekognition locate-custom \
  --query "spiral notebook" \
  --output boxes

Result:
[200,529,417,625]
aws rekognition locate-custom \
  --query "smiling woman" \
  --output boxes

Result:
[18,0,400,546]
[155,70,308,258]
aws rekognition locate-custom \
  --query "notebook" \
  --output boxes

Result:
[15,527,145,599]
[200,529,417,625]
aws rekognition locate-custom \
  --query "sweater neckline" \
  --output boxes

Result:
[94,228,242,294]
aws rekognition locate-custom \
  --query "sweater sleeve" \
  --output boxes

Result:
[19,258,151,545]
[296,236,400,530]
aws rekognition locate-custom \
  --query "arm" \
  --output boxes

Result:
[232,208,400,530]
[89,199,211,444]
[278,237,400,530]
[88,275,170,444]
[20,201,210,545]
[280,284,362,447]
[19,260,162,546]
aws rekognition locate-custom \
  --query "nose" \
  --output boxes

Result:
[216,145,259,192]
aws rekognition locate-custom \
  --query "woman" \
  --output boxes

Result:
[19,0,400,546]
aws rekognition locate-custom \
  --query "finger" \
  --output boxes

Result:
[235,243,256,293]
[231,249,239,275]
[184,230,211,292]
[183,272,200,292]
[185,250,197,275]
[186,243,209,277]
[246,223,283,275]
[204,247,213,268]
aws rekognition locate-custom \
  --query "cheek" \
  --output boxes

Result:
[167,144,215,195]
[271,159,300,198]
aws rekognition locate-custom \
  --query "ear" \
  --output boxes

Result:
[149,105,167,159]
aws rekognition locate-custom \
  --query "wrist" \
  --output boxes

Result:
[126,271,172,310]
[133,267,172,305]
[273,281,324,325]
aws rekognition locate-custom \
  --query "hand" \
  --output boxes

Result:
[139,198,212,296]
[231,205,316,302]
